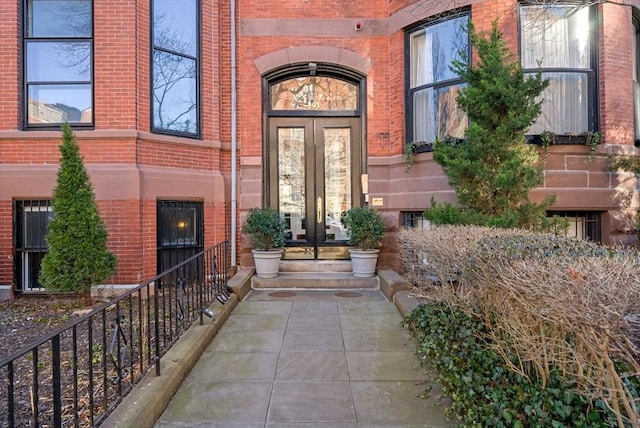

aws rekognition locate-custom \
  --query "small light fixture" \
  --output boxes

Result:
[201,308,215,319]
[308,62,317,76]
[177,221,187,228]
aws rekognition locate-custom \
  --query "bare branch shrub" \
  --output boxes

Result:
[399,225,521,302]
[400,226,640,427]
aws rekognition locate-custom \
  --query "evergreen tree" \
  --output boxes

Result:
[40,123,117,294]
[427,20,558,230]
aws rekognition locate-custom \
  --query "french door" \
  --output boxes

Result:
[268,117,362,259]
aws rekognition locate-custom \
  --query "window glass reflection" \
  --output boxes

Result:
[28,84,92,123]
[407,13,469,145]
[153,51,197,133]
[528,72,588,135]
[410,15,468,87]
[28,0,92,37]
[153,0,197,57]
[27,41,91,82]
[278,128,306,242]
[159,206,197,247]
[271,77,358,111]
[25,0,93,126]
[521,6,590,69]
[413,84,467,142]
[152,0,198,136]
[520,5,594,135]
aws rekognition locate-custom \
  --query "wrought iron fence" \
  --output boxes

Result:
[0,240,229,427]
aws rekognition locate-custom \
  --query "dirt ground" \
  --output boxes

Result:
[0,295,92,361]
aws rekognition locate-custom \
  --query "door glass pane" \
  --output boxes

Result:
[279,128,306,242]
[324,128,351,241]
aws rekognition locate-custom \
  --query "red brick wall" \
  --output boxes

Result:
[600,3,635,145]
[98,200,143,283]
[94,0,138,129]
[0,0,228,295]
[0,1,20,130]
[1,0,640,289]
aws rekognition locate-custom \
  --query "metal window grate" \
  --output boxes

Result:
[402,211,430,228]
[14,200,53,292]
[157,201,204,275]
[549,211,601,242]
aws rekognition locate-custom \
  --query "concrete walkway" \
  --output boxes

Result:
[154,289,453,427]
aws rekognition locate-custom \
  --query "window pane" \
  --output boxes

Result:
[271,76,358,111]
[521,6,590,69]
[153,51,197,133]
[23,208,53,249]
[410,15,468,88]
[27,41,91,82]
[28,84,92,124]
[529,72,589,135]
[159,206,197,247]
[153,0,197,57]
[27,0,92,38]
[413,84,467,142]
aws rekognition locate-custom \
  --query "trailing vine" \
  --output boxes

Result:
[585,131,602,161]
[404,141,433,172]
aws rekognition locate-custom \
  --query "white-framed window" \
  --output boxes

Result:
[24,0,93,127]
[406,12,469,147]
[520,4,596,136]
[152,0,200,137]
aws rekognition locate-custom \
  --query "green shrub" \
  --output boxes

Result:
[341,206,385,250]
[407,302,616,427]
[423,198,568,233]
[241,207,287,250]
[40,123,117,294]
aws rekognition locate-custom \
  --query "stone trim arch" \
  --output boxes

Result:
[254,46,372,75]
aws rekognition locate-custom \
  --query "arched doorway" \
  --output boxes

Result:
[264,64,366,260]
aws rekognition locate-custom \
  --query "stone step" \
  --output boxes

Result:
[252,272,378,289]
[279,260,352,273]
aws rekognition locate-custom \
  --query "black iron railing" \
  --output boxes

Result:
[0,240,230,427]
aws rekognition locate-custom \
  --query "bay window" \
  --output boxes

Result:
[407,12,469,147]
[24,0,93,127]
[520,4,596,136]
[152,0,199,137]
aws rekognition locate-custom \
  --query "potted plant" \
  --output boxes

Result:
[241,207,287,278]
[342,206,385,278]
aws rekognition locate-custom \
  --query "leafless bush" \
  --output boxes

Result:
[400,226,640,427]
[399,225,521,302]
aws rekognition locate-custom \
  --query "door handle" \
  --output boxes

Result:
[317,196,323,224]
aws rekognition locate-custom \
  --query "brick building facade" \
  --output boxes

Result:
[1,0,639,298]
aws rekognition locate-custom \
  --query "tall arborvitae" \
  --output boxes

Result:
[427,20,558,230]
[40,123,117,294]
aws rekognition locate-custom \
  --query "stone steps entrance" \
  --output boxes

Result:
[251,260,379,290]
